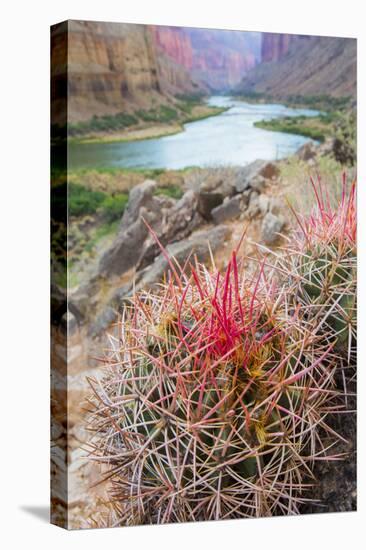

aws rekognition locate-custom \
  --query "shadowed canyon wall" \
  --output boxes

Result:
[238,33,356,99]
[261,33,299,62]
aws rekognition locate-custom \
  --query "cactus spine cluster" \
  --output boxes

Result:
[87,175,356,527]
[275,177,356,367]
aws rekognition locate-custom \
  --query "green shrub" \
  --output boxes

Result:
[136,105,178,124]
[154,185,184,200]
[68,183,106,217]
[68,112,138,137]
[101,194,129,222]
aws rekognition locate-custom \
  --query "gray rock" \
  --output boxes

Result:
[111,283,132,307]
[258,195,270,216]
[98,214,149,277]
[259,195,282,216]
[97,180,196,278]
[120,179,157,228]
[261,212,285,245]
[197,192,224,220]
[296,141,317,161]
[138,225,232,290]
[235,160,279,193]
[318,137,335,157]
[200,173,236,197]
[137,190,204,270]
[91,226,232,337]
[70,276,101,319]
[241,189,252,204]
[88,306,117,338]
[268,196,282,215]
[212,195,243,224]
[96,179,164,278]
[244,191,260,219]
[250,175,266,192]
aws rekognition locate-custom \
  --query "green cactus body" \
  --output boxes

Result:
[88,251,342,525]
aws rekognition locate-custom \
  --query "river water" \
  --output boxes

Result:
[68,96,319,171]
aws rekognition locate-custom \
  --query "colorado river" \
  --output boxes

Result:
[68,96,319,170]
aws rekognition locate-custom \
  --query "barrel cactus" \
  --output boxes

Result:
[277,177,356,365]
[87,247,343,526]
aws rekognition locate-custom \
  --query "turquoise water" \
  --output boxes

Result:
[68,96,319,170]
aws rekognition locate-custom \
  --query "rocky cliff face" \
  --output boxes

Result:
[51,20,200,124]
[237,34,356,99]
[261,33,299,62]
[153,26,194,70]
[153,26,260,91]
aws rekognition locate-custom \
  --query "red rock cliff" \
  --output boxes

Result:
[153,26,260,91]
[153,26,193,70]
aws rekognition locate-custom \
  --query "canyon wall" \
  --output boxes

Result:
[261,33,297,62]
[51,21,200,124]
[237,34,356,99]
[153,26,260,91]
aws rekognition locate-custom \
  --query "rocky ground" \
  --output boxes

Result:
[51,138,357,528]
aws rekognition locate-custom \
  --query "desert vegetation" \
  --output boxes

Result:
[255,109,356,166]
[86,177,356,525]
[50,23,357,530]
[66,98,227,142]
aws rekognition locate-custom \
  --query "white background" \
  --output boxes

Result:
[1,0,364,548]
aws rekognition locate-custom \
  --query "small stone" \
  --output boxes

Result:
[212,195,243,224]
[261,212,285,245]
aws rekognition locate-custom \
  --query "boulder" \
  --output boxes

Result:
[137,190,204,270]
[90,226,232,338]
[261,212,285,245]
[212,195,243,224]
[120,179,157,228]
[245,191,260,219]
[200,173,236,197]
[138,226,232,290]
[98,214,149,277]
[235,160,279,193]
[259,195,282,216]
[241,189,252,205]
[197,192,224,220]
[97,179,187,278]
[250,175,266,192]
[87,306,117,338]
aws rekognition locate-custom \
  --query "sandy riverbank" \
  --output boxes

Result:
[69,105,227,145]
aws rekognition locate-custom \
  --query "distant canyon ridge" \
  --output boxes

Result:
[238,33,356,100]
[51,21,356,125]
